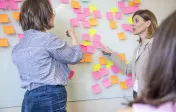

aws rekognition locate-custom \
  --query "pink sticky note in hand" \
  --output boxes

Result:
[82,34,91,41]
[126,78,133,87]
[94,10,101,18]
[102,78,112,88]
[83,8,91,17]
[115,12,122,19]
[18,34,24,41]
[77,13,85,21]
[93,42,101,49]
[118,1,125,8]
[92,84,102,94]
[93,34,101,42]
[7,1,18,10]
[0,1,6,9]
[60,0,69,4]
[69,70,74,80]
[111,65,119,73]
[106,12,113,20]
[92,71,101,80]
[70,19,79,27]
[87,46,94,53]
[82,20,90,28]
[122,24,133,32]
[100,68,109,77]
[80,45,87,53]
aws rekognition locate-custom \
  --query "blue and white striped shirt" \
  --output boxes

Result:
[12,29,83,90]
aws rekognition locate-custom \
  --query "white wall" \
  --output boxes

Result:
[0,0,176,112]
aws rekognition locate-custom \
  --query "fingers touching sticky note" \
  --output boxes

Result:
[109,21,117,29]
[0,38,8,47]
[118,32,126,40]
[12,12,20,20]
[93,64,101,71]
[0,14,9,23]
[3,26,15,34]
[71,1,80,8]
[111,76,118,84]
[99,56,107,65]
[89,17,98,26]
[120,81,128,89]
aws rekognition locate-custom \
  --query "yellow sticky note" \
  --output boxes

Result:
[89,17,98,26]
[12,12,20,21]
[82,41,91,46]
[111,76,118,84]
[88,29,96,37]
[109,21,117,29]
[0,38,9,47]
[118,53,127,62]
[120,81,128,89]
[110,8,118,15]
[71,1,80,8]
[3,26,15,35]
[0,14,9,23]
[89,4,97,13]
[99,56,107,65]
[134,0,141,4]
[93,64,100,71]
[128,17,133,24]
[106,60,113,69]
[118,32,126,40]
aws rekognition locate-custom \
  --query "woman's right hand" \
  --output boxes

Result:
[100,44,113,54]
[66,27,78,45]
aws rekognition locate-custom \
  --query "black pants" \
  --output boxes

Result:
[133,91,137,99]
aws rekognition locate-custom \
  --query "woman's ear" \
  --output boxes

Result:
[146,20,151,28]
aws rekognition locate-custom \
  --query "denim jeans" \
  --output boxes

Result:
[22,85,67,112]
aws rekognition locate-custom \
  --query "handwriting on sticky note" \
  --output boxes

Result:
[118,53,126,61]
[99,56,107,65]
[77,13,85,21]
[80,45,87,53]
[7,1,18,10]
[111,65,119,73]
[60,0,69,4]
[71,1,80,8]
[92,71,101,80]
[82,41,91,46]
[93,34,101,42]
[89,29,96,37]
[82,20,90,28]
[84,54,92,62]
[12,12,20,21]
[118,32,126,40]
[93,64,101,71]
[70,19,79,27]
[89,17,98,26]
[126,78,133,87]
[100,67,108,76]
[89,4,97,13]
[120,81,128,89]
[94,10,101,18]
[115,12,122,19]
[92,84,102,94]
[3,26,15,34]
[87,46,94,53]
[102,78,112,88]
[93,42,101,49]
[0,14,9,23]
[69,70,74,80]
[111,76,118,84]
[0,1,7,9]
[110,8,118,15]
[109,21,117,29]
[128,17,133,24]
[0,38,8,47]
[106,12,113,20]
[118,1,125,8]
[18,34,24,41]
[122,24,133,32]
[82,34,91,41]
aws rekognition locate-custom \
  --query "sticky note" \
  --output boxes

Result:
[120,81,128,89]
[92,84,102,94]
[93,42,101,49]
[7,1,18,10]
[71,1,80,8]
[106,60,113,69]
[93,34,101,42]
[84,54,92,62]
[0,1,6,9]
[99,56,107,65]
[109,21,117,29]
[128,17,133,24]
[0,38,8,47]
[69,70,74,80]
[60,0,69,4]
[134,0,141,4]
[12,12,20,21]
[80,45,87,53]
[100,68,108,76]
[122,24,133,32]
[106,12,113,20]
[115,12,122,19]
[89,4,97,13]
[3,26,15,34]
[82,41,91,46]
[111,65,119,73]
[87,46,94,53]
[128,1,135,6]
[18,34,24,41]
[118,53,127,61]
[93,64,101,72]
[118,1,125,8]
[77,13,85,21]
[73,8,81,14]
[83,8,91,16]
[82,20,90,28]
[94,10,101,18]
[82,34,91,41]
[111,76,118,84]
[126,78,133,87]
[0,14,9,23]
[88,29,96,37]
[110,8,118,15]
[92,71,101,80]
[102,78,112,88]
[118,32,126,40]
[70,19,79,27]
[89,17,98,26]
[122,6,139,14]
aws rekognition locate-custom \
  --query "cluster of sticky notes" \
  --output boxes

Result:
[0,38,8,47]
[3,26,15,35]
[117,32,126,40]
[0,14,9,23]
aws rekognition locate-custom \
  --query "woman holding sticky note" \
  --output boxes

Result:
[101,10,158,99]
[12,0,83,112]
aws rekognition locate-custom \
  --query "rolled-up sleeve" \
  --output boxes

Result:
[45,34,83,64]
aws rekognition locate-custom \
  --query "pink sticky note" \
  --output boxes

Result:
[92,84,102,94]
[92,71,101,80]
[115,12,122,19]
[93,42,101,49]
[73,8,82,14]
[102,78,112,88]
[118,1,125,8]
[77,13,85,21]
[132,5,139,12]
[60,0,69,4]
[82,33,91,41]
[106,12,113,20]
[122,6,139,14]
[94,10,101,18]
[0,1,6,9]
[126,78,133,87]
[87,46,94,53]
[93,34,101,42]
[82,20,90,28]
[18,34,24,41]
[111,65,119,73]
[100,68,108,77]
[70,19,79,27]
[7,1,18,10]
[80,45,87,53]
[128,73,132,79]
[69,70,74,80]
[122,24,133,32]
[83,8,91,17]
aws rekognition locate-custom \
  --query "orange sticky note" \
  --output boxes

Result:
[120,81,128,89]
[12,12,20,21]
[118,53,126,62]
[109,20,117,29]
[111,76,118,84]
[99,56,107,65]
[89,17,98,26]
[80,58,85,63]
[128,1,135,6]
[3,26,15,34]
[117,32,126,40]
[119,69,124,74]
[0,14,9,23]
[134,0,141,4]
[71,1,80,8]
[84,54,92,62]
[0,38,8,47]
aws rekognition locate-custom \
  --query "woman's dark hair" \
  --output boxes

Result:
[129,10,176,107]
[19,0,54,31]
